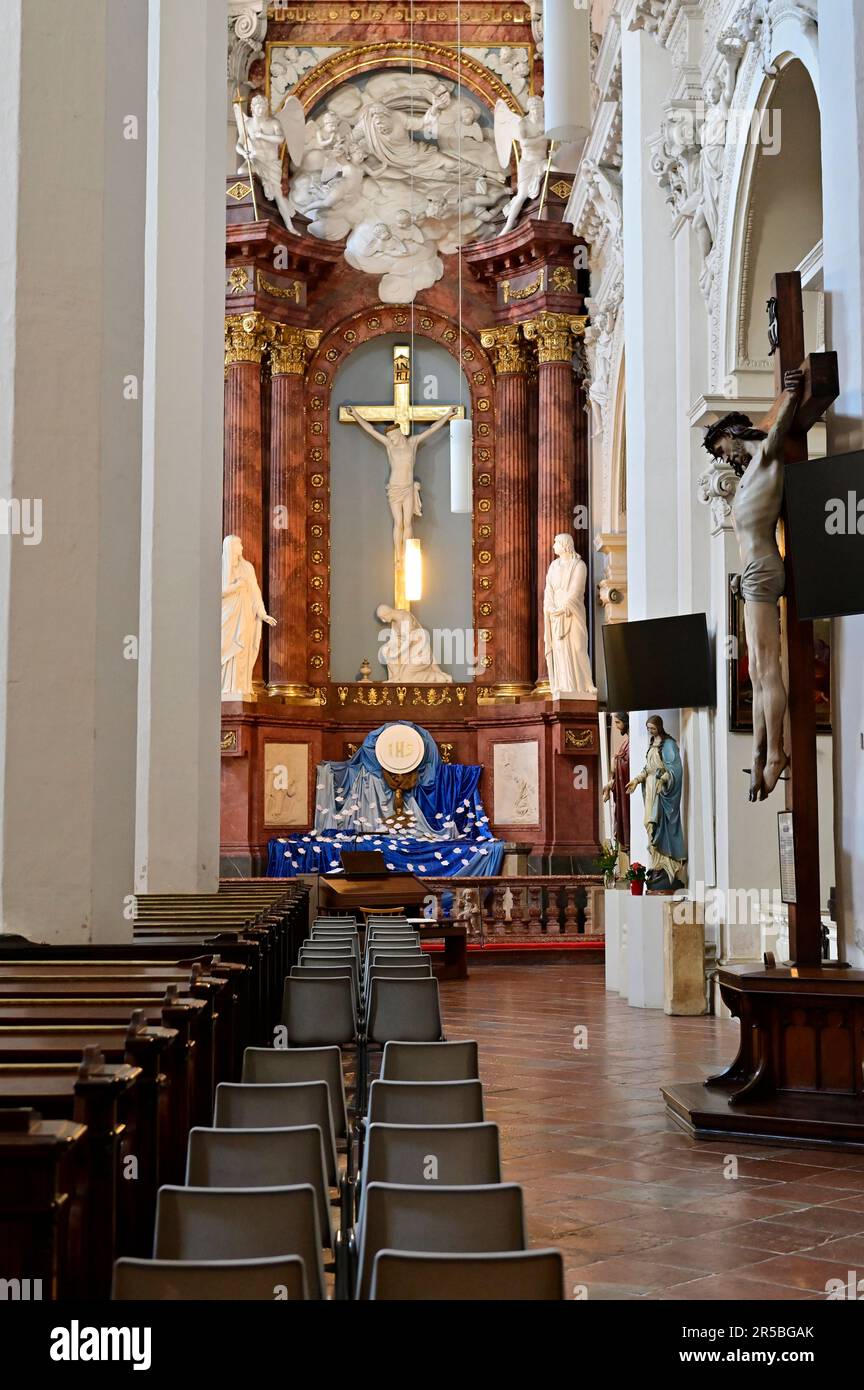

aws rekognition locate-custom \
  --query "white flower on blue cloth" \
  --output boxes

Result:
[387,863,395,870]
[406,863,414,871]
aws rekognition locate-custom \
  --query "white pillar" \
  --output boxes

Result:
[620,20,677,870]
[134,0,226,893]
[0,0,145,942]
[673,223,713,895]
[818,0,864,966]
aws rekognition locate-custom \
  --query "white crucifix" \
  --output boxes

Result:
[338,344,465,608]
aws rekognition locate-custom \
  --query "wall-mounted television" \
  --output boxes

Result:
[602,613,715,712]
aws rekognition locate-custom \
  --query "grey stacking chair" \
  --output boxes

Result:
[242,1045,350,1154]
[381,1040,479,1082]
[303,936,361,960]
[354,1182,526,1299]
[360,1122,500,1192]
[369,1249,564,1301]
[366,950,425,969]
[366,1079,484,1127]
[291,964,359,1011]
[185,1125,331,1247]
[113,1255,307,1301]
[365,978,443,1047]
[153,1185,326,1300]
[364,963,431,988]
[297,952,360,989]
[357,1121,501,1221]
[214,1080,340,1192]
[282,976,360,1047]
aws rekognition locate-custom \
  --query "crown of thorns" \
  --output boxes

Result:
[702,412,767,457]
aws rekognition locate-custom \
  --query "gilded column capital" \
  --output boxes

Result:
[480,324,531,376]
[269,324,323,376]
[224,311,270,367]
[522,312,589,364]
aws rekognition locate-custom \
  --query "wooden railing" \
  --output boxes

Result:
[422,876,605,943]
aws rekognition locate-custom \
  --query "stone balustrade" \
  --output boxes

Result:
[423,875,605,943]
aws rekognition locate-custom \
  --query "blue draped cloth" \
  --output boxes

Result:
[267,721,504,879]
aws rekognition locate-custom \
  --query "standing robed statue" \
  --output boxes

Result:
[602,712,631,853]
[626,715,686,891]
[221,535,276,701]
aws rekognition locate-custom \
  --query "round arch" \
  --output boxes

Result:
[303,303,497,689]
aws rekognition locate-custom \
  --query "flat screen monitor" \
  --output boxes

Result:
[339,850,387,878]
[602,613,715,712]
[784,450,864,619]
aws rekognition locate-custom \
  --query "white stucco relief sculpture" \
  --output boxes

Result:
[269,46,336,109]
[524,0,543,56]
[465,45,530,99]
[266,65,511,301]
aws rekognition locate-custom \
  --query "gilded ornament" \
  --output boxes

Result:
[257,270,302,302]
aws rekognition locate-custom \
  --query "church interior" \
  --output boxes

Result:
[4,0,864,1335]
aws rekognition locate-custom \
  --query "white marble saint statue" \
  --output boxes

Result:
[234,93,304,233]
[376,605,453,684]
[494,95,550,236]
[221,535,276,701]
[543,533,597,699]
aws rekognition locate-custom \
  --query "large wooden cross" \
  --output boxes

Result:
[337,343,465,436]
[760,271,839,967]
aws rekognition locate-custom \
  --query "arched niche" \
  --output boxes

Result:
[722,55,823,396]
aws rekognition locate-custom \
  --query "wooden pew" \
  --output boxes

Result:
[0,967,233,1093]
[0,1017,179,1253]
[0,993,208,1134]
[0,1107,88,1301]
[0,1054,140,1298]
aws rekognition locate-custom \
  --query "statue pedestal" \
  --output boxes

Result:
[603,886,626,992]
[626,894,665,1009]
[663,900,706,1016]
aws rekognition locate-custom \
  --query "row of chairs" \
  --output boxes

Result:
[112,914,565,1299]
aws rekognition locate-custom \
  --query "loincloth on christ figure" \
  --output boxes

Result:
[741,551,785,604]
[386,479,422,518]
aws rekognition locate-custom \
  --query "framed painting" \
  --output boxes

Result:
[728,575,831,734]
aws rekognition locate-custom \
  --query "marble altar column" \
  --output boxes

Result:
[480,326,534,696]
[267,325,321,696]
[224,310,268,584]
[522,312,587,688]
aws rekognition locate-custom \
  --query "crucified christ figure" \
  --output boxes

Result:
[344,404,460,560]
[703,368,804,802]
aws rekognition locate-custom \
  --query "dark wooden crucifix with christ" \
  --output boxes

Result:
[663,272,864,1151]
[760,271,839,967]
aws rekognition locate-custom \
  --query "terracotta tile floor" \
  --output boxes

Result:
[439,962,864,1300]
